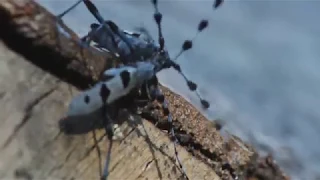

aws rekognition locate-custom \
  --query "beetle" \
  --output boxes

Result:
[57,0,223,179]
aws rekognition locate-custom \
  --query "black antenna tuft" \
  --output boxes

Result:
[198,20,209,32]
[152,0,157,6]
[153,12,165,50]
[201,100,210,109]
[187,81,197,91]
[214,0,223,9]
[151,0,165,51]
[182,40,193,51]
[154,12,162,24]
[166,0,224,109]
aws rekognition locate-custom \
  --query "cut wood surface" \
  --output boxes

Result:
[0,0,289,180]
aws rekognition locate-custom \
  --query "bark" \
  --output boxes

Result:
[0,0,289,180]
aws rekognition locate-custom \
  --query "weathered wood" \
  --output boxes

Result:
[0,0,117,89]
[0,0,289,180]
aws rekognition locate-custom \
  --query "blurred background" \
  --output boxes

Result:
[38,0,320,179]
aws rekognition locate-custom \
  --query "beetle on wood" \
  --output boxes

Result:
[57,0,223,179]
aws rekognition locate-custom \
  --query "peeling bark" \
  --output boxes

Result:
[0,0,289,180]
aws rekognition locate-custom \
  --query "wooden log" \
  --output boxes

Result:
[0,0,289,180]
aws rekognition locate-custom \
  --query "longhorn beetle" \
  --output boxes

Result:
[57,0,223,179]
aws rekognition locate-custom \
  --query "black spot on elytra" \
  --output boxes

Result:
[84,95,90,104]
[120,70,131,89]
[99,84,110,103]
